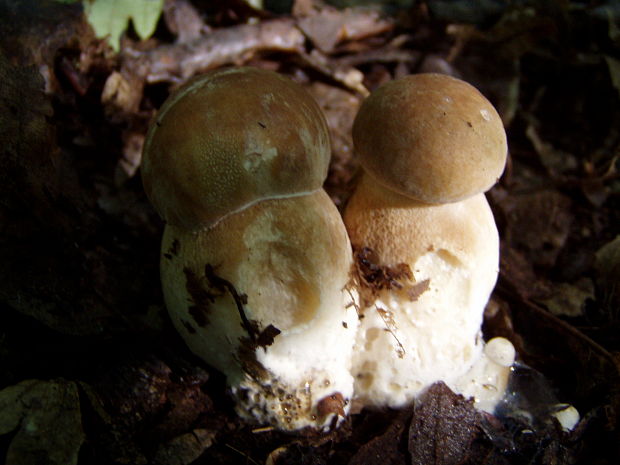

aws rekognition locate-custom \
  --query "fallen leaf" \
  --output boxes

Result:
[0,379,85,465]
[163,0,207,43]
[297,6,393,54]
[537,278,595,318]
[348,408,410,465]
[595,235,620,313]
[497,190,573,268]
[409,383,479,465]
[152,428,216,465]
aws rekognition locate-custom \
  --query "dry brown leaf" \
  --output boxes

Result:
[409,383,478,465]
[348,408,410,465]
[297,6,393,54]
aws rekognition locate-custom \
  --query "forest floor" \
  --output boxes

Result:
[0,1,619,464]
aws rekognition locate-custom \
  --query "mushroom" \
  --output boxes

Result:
[142,67,358,431]
[344,73,514,411]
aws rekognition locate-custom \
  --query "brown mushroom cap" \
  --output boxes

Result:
[142,67,331,230]
[352,73,507,204]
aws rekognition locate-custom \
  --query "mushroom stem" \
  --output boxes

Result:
[161,190,358,430]
[345,174,501,407]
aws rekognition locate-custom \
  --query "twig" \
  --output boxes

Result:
[224,443,261,465]
[123,19,305,83]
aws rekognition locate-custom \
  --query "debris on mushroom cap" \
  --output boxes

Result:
[345,175,501,408]
[352,73,507,204]
[141,66,331,231]
[161,189,358,431]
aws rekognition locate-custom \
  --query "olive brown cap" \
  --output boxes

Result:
[142,67,331,230]
[352,73,507,204]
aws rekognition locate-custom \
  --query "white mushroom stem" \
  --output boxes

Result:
[345,175,504,409]
[161,190,358,430]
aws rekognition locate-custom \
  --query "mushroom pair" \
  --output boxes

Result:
[142,68,514,432]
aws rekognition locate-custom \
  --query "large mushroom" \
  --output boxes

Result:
[142,67,358,431]
[344,73,514,411]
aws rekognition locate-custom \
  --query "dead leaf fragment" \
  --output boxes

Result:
[409,383,479,465]
[0,379,85,465]
[102,71,138,116]
[538,278,595,318]
[163,0,207,43]
[498,190,573,268]
[595,235,620,311]
[348,408,410,465]
[116,130,145,182]
[152,428,216,465]
[525,123,578,176]
[297,6,393,54]
[308,81,361,205]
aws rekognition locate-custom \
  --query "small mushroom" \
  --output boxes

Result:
[550,403,580,431]
[351,73,507,205]
[453,337,516,412]
[142,67,358,431]
[344,73,513,411]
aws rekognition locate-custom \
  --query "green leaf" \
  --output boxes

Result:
[84,0,164,52]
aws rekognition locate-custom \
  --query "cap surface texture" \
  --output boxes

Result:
[352,73,507,203]
[142,67,331,230]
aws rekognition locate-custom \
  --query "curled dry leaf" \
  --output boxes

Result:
[152,429,216,465]
[525,123,579,177]
[101,71,140,118]
[496,190,573,269]
[297,5,394,54]
[163,0,207,43]
[116,130,146,182]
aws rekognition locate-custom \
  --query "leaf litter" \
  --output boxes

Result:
[0,0,619,464]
